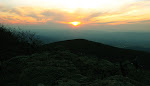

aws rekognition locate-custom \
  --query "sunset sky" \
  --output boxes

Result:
[0,0,150,31]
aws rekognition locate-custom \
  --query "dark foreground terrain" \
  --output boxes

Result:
[1,25,150,86]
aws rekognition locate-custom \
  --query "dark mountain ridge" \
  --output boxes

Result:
[43,39,150,69]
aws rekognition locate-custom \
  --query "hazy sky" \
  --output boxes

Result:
[0,0,150,31]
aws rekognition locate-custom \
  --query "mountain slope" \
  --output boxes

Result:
[43,39,150,68]
[1,39,150,86]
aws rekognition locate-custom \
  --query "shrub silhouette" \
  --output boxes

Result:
[0,24,42,61]
[2,51,149,86]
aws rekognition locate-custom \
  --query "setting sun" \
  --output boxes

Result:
[69,21,81,26]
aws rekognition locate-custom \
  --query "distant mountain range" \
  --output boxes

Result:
[125,46,150,53]
[37,31,150,53]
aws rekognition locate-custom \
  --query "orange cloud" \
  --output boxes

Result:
[0,7,53,24]
[0,0,150,25]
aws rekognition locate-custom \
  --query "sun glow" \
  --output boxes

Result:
[69,21,81,26]
[1,0,150,25]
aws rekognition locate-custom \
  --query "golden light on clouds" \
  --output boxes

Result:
[0,0,150,25]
